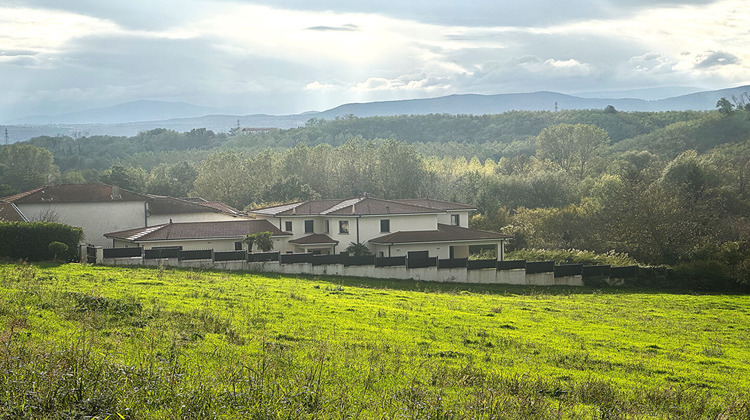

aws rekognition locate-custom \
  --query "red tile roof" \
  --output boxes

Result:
[105,219,289,242]
[2,183,149,204]
[369,224,511,245]
[393,198,476,211]
[0,202,28,222]
[251,197,443,216]
[147,195,245,216]
[288,233,339,245]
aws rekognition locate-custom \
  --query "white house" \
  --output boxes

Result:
[250,197,511,260]
[104,219,290,251]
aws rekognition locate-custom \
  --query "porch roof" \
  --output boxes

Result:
[105,219,289,242]
[288,233,339,245]
[369,223,511,245]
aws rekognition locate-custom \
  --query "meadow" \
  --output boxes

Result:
[0,262,748,419]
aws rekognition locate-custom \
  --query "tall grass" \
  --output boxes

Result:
[0,262,748,418]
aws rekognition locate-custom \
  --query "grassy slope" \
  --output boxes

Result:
[1,262,749,419]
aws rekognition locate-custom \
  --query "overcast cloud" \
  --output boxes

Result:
[0,0,748,120]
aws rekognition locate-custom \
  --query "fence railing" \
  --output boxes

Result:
[438,258,467,269]
[99,247,646,282]
[407,257,437,269]
[467,259,496,270]
[525,261,555,274]
[497,259,526,270]
[178,249,213,261]
[375,256,406,267]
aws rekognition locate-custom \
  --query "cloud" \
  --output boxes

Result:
[306,24,359,32]
[695,51,740,68]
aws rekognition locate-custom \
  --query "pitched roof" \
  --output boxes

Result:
[1,183,149,204]
[369,223,511,245]
[288,233,339,245]
[178,197,243,215]
[147,195,244,216]
[251,197,442,217]
[105,219,290,242]
[0,202,28,222]
[393,198,476,211]
[198,201,243,216]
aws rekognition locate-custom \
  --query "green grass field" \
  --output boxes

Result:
[1,262,749,419]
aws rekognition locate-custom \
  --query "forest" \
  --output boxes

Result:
[2,103,750,288]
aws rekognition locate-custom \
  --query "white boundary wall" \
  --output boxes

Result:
[99,257,584,286]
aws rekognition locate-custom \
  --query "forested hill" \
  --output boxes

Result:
[23,109,723,172]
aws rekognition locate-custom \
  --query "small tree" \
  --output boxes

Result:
[244,231,274,252]
[48,241,69,261]
[716,97,735,116]
[344,242,372,256]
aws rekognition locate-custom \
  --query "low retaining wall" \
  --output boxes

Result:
[98,255,586,286]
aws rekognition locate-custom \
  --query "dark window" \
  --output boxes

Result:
[451,214,460,226]
[325,220,330,233]
[339,220,349,234]
[285,221,292,232]
[380,219,390,233]
[235,241,243,250]
[304,220,314,233]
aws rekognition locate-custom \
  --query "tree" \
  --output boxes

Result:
[344,242,372,256]
[716,97,735,116]
[48,241,69,261]
[147,161,198,197]
[100,164,148,193]
[536,123,610,179]
[192,151,253,208]
[0,143,60,193]
[244,231,274,252]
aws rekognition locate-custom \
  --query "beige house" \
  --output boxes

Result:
[250,197,511,260]
[2,184,245,247]
[2,183,150,247]
[104,219,290,251]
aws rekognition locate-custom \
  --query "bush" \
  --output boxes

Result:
[0,222,82,262]
[507,248,637,266]
[48,241,69,260]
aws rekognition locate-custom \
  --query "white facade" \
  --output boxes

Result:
[18,201,147,247]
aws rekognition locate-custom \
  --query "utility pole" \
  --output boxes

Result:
[554,102,558,112]
[4,128,8,145]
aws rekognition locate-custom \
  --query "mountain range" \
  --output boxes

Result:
[4,85,749,143]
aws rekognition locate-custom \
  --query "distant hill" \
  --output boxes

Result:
[4,85,749,143]
[12,100,224,125]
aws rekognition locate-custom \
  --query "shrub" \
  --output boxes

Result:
[507,248,637,266]
[48,241,69,260]
[0,222,82,262]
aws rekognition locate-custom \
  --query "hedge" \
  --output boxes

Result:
[0,222,83,262]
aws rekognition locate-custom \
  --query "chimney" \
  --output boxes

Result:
[111,185,121,199]
[386,205,390,213]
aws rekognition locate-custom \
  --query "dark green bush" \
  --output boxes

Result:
[0,222,83,262]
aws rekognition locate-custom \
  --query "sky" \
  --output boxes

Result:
[1,0,749,120]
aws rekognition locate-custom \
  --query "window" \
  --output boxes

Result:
[339,220,349,234]
[451,214,460,226]
[380,219,390,233]
[284,221,292,232]
[235,241,243,250]
[325,220,330,233]
[304,220,314,233]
